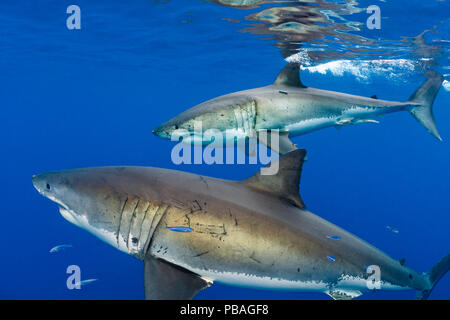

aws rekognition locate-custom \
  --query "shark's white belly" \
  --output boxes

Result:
[284,117,337,135]
[194,268,407,295]
[162,256,406,292]
[284,106,382,136]
[188,266,331,291]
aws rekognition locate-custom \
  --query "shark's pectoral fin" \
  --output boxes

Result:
[144,256,212,300]
[242,149,307,209]
[237,137,258,157]
[257,130,298,155]
[277,132,298,155]
[325,289,362,300]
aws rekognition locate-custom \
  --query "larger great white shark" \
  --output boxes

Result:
[32,150,449,299]
[153,64,444,154]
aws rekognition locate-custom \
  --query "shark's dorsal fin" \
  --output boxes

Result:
[242,149,307,208]
[274,63,306,88]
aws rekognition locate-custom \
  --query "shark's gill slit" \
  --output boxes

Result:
[233,106,244,134]
[118,195,139,251]
[117,196,128,248]
[137,202,155,257]
[143,204,169,258]
[241,106,248,133]
[251,100,257,130]
[138,202,159,257]
[131,200,151,253]
[133,202,165,258]
[233,101,257,137]
[245,107,252,134]
[245,105,252,134]
[125,198,140,252]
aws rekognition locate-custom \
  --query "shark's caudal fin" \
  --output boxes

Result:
[417,253,450,300]
[242,149,307,208]
[144,256,212,300]
[407,70,444,141]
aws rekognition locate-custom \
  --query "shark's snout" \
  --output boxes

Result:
[153,121,186,140]
[152,124,172,139]
[32,171,76,225]
[31,172,69,209]
[32,173,51,195]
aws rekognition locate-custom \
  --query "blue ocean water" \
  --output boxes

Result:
[0,0,449,299]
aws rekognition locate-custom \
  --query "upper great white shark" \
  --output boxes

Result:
[153,64,444,154]
[32,150,449,299]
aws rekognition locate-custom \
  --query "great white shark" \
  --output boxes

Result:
[32,150,449,299]
[153,64,444,154]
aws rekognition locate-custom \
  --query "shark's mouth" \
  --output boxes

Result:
[58,206,82,228]
[178,133,215,146]
[58,205,127,255]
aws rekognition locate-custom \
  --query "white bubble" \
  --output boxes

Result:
[443,80,450,91]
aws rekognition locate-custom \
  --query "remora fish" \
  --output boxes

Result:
[75,279,98,287]
[32,150,449,300]
[153,64,444,154]
[49,244,73,253]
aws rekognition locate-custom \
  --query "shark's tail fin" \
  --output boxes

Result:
[417,253,450,300]
[407,70,444,141]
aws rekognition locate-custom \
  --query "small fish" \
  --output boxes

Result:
[49,244,72,253]
[326,235,341,240]
[336,118,354,126]
[327,255,336,262]
[75,279,98,287]
[167,226,193,233]
[354,119,380,124]
[386,225,400,234]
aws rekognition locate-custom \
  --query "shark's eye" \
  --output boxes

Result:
[46,183,51,190]
[174,125,179,129]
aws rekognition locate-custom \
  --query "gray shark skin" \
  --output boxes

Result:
[32,150,449,300]
[153,64,444,154]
